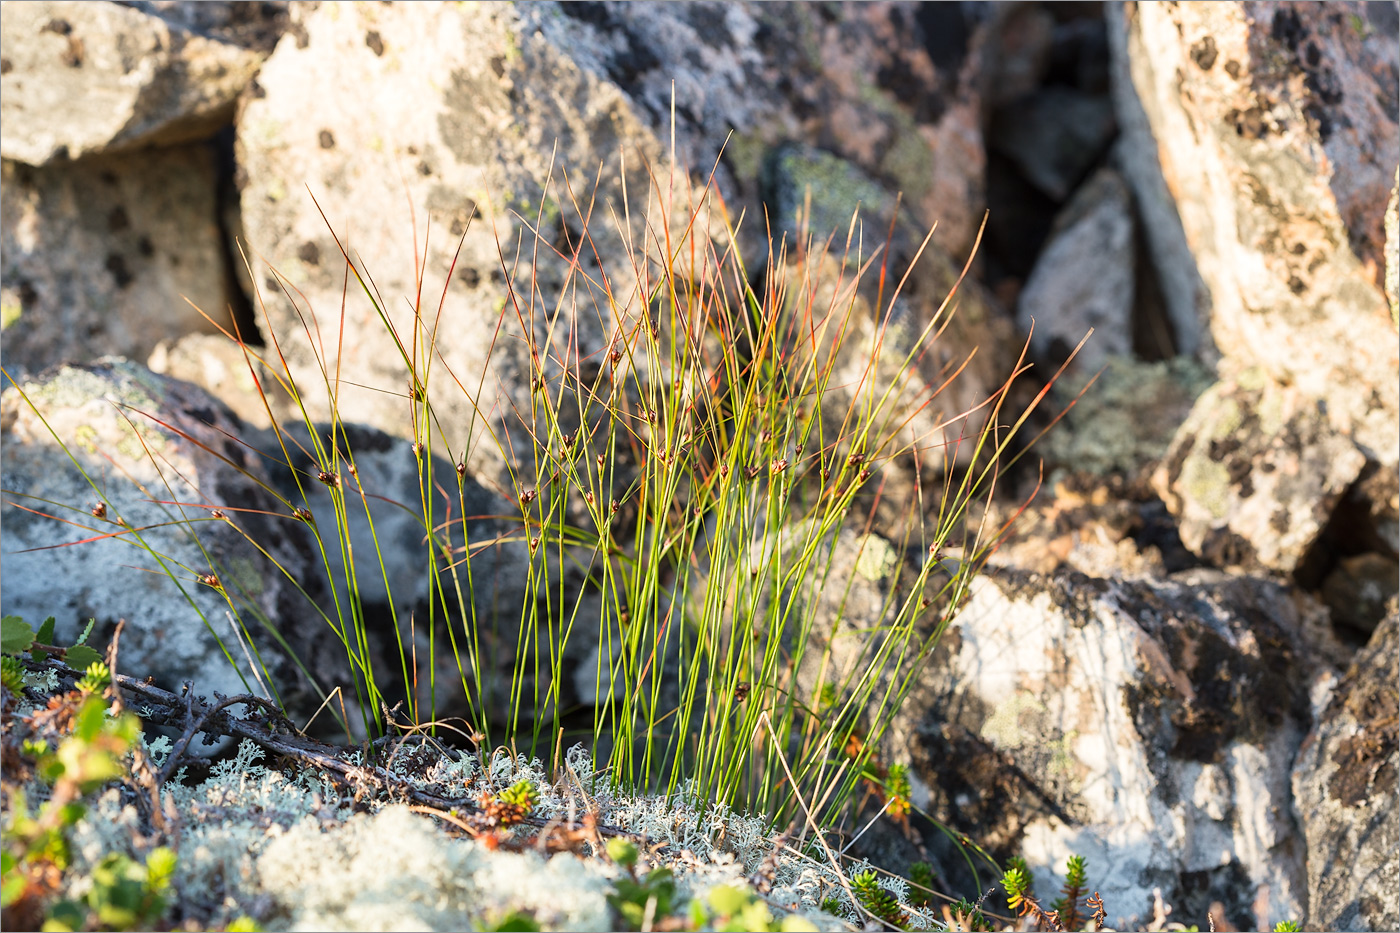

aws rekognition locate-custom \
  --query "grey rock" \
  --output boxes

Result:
[759,146,1021,475]
[1152,374,1368,574]
[1016,166,1135,370]
[988,86,1116,202]
[0,358,346,720]
[1038,355,1213,480]
[1104,1,1211,359]
[1292,607,1399,933]
[1387,171,1398,324]
[0,0,265,165]
[146,334,277,430]
[982,5,1056,108]
[1,147,237,378]
[894,567,1316,931]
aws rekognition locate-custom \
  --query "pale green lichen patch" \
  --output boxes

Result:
[1180,453,1232,520]
[854,534,899,583]
[980,692,1047,750]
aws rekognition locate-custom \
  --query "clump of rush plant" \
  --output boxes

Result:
[2,142,1079,862]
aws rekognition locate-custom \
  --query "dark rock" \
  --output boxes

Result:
[1292,607,1399,932]
[988,86,1116,202]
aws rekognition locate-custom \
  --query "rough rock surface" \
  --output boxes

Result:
[1039,355,1213,480]
[1110,0,1398,460]
[1,147,236,377]
[895,567,1317,931]
[1292,607,1399,933]
[0,0,266,165]
[255,421,548,721]
[1152,371,1368,574]
[761,145,1020,474]
[1016,166,1135,370]
[234,2,1002,486]
[0,359,344,719]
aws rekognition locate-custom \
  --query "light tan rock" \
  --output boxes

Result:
[1112,1,1398,463]
[0,0,265,165]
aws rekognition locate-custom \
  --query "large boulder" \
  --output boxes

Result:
[894,567,1320,930]
[234,2,1006,488]
[0,359,345,720]
[1110,1,1399,574]
[0,0,266,166]
[1291,605,1399,932]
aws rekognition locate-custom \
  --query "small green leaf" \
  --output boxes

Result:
[33,616,56,659]
[74,618,96,646]
[1,871,26,908]
[64,645,103,672]
[3,615,35,654]
[41,899,85,931]
[606,837,639,869]
[708,885,750,917]
[145,847,177,890]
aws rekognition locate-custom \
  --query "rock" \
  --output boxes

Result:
[235,2,997,488]
[984,474,1195,581]
[0,0,265,165]
[1292,607,1399,932]
[1320,554,1399,637]
[121,1,290,54]
[1016,167,1135,370]
[254,421,552,722]
[1388,170,1398,324]
[0,358,345,720]
[895,567,1316,931]
[1108,1,1399,467]
[1039,355,1213,479]
[1104,2,1211,358]
[237,0,668,485]
[652,0,991,260]
[760,145,1020,476]
[982,5,1056,109]
[988,86,1116,202]
[146,334,277,429]
[1,146,237,378]
[1152,372,1368,574]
